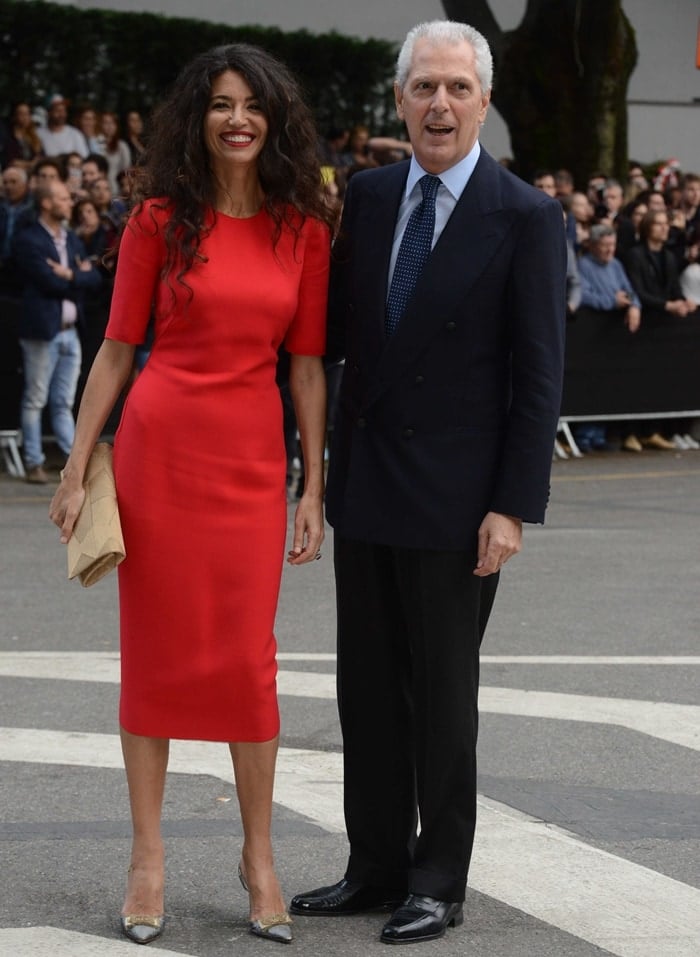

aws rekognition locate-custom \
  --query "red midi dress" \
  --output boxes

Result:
[106,200,329,741]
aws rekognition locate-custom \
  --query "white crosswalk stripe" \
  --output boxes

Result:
[0,926,197,956]
[2,651,699,956]
[1,652,698,751]
[3,726,700,956]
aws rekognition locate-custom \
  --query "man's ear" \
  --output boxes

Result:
[478,90,491,125]
[394,81,404,121]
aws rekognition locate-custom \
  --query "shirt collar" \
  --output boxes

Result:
[39,218,68,243]
[404,141,481,201]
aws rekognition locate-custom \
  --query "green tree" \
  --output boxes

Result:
[442,0,637,183]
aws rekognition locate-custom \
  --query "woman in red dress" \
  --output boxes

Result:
[50,44,333,946]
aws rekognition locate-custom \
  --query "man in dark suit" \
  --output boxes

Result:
[291,20,566,945]
[14,180,100,482]
[0,166,33,289]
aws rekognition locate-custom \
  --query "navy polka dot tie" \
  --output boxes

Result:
[385,174,441,336]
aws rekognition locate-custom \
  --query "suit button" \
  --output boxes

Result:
[445,321,456,331]
[357,417,366,429]
[352,365,360,374]
[402,428,415,439]
[414,375,424,385]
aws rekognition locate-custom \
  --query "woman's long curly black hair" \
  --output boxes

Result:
[132,43,335,290]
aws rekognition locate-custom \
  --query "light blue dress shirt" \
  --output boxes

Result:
[387,141,481,291]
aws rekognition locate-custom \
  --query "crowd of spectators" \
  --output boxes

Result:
[1,98,699,478]
[529,160,700,453]
[0,96,136,282]
[0,95,139,480]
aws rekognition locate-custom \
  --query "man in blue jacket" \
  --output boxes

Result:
[14,180,101,482]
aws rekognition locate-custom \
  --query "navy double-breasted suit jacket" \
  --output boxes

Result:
[325,150,567,551]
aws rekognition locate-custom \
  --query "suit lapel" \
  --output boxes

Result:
[366,152,514,406]
[352,163,408,369]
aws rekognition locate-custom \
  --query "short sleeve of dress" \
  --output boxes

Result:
[284,217,330,356]
[105,200,167,345]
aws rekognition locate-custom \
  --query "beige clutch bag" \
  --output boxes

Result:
[64,443,126,587]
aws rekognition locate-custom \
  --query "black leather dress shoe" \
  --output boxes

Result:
[290,878,405,916]
[380,894,463,944]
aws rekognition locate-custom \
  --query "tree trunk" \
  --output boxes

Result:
[442,0,637,185]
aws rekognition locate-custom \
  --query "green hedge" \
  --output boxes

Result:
[0,0,400,134]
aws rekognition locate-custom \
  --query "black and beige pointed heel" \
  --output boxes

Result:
[120,913,165,945]
[120,864,165,944]
[239,863,293,944]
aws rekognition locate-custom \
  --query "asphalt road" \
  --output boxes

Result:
[1,447,699,957]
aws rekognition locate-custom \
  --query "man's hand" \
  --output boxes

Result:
[474,511,522,577]
[46,257,72,280]
[46,255,93,281]
[625,305,641,333]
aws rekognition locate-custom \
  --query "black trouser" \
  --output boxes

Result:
[334,534,498,903]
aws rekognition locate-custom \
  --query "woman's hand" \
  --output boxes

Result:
[49,467,86,544]
[287,353,327,565]
[47,339,137,544]
[287,491,325,565]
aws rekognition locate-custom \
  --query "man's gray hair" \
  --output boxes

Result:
[589,224,616,243]
[395,20,493,93]
[3,165,28,184]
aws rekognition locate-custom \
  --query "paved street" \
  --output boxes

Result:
[1,448,699,956]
